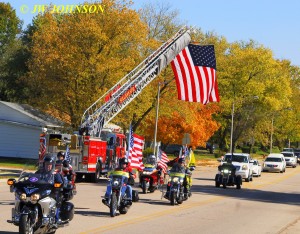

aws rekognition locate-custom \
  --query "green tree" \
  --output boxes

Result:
[214,41,294,151]
[0,2,26,101]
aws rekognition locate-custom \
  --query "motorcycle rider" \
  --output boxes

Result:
[57,151,64,159]
[62,160,76,184]
[145,154,163,181]
[218,157,236,175]
[102,157,134,205]
[56,151,76,184]
[164,158,192,199]
[37,154,64,183]
[218,157,237,184]
[36,154,65,225]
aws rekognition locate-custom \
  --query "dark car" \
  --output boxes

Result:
[163,144,183,156]
[294,148,300,164]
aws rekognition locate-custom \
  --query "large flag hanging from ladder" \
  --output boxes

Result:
[171,44,220,104]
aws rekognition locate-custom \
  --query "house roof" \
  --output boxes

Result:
[0,101,64,128]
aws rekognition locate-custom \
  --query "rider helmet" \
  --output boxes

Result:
[57,151,65,159]
[43,154,56,173]
[148,154,156,165]
[119,157,128,169]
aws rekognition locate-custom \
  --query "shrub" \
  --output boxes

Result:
[143,147,153,158]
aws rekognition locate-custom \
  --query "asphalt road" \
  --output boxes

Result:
[1,165,300,234]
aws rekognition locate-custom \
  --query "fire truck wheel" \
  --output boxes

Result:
[75,174,83,183]
[89,173,96,183]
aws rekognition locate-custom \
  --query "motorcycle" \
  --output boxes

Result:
[102,170,139,217]
[6,171,74,234]
[139,164,162,194]
[55,162,77,201]
[164,172,186,205]
[215,163,242,189]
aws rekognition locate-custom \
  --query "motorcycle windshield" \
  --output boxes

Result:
[108,170,129,178]
[169,172,185,178]
[17,171,55,185]
[219,164,234,170]
[143,166,156,173]
[144,164,155,168]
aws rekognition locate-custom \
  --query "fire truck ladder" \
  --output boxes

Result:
[80,26,192,136]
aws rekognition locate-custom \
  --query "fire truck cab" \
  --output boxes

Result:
[74,128,126,182]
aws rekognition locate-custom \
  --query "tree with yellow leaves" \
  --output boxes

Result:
[24,0,148,129]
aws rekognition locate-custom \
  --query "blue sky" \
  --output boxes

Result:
[8,0,300,66]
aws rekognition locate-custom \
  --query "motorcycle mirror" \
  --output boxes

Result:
[189,166,195,171]
[7,178,16,186]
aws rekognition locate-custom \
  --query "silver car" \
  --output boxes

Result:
[281,151,297,168]
[263,154,286,173]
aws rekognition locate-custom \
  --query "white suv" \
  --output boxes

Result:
[223,153,253,182]
[281,151,297,168]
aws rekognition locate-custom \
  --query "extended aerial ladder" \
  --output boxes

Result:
[80,26,192,136]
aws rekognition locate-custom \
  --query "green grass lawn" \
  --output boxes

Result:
[0,157,37,170]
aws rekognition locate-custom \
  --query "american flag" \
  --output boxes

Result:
[65,145,71,164]
[127,125,144,170]
[157,149,169,173]
[39,134,46,163]
[171,44,220,104]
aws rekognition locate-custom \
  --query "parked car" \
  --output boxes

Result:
[293,148,300,164]
[282,148,294,153]
[163,144,183,156]
[281,151,297,168]
[223,153,253,182]
[262,154,286,173]
[250,159,262,177]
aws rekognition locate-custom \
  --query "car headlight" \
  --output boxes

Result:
[30,193,40,201]
[242,165,248,170]
[20,193,27,200]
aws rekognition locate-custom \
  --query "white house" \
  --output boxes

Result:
[0,101,63,159]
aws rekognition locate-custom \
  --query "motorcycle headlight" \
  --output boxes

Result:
[172,177,179,183]
[31,193,40,201]
[179,179,184,183]
[242,165,248,170]
[113,180,120,186]
[223,169,229,173]
[20,193,27,200]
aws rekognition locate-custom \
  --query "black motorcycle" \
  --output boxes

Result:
[215,164,242,189]
[164,172,185,205]
[102,170,139,217]
[7,171,74,234]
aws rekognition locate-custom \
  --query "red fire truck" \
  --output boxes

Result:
[74,129,126,182]
[69,26,191,182]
